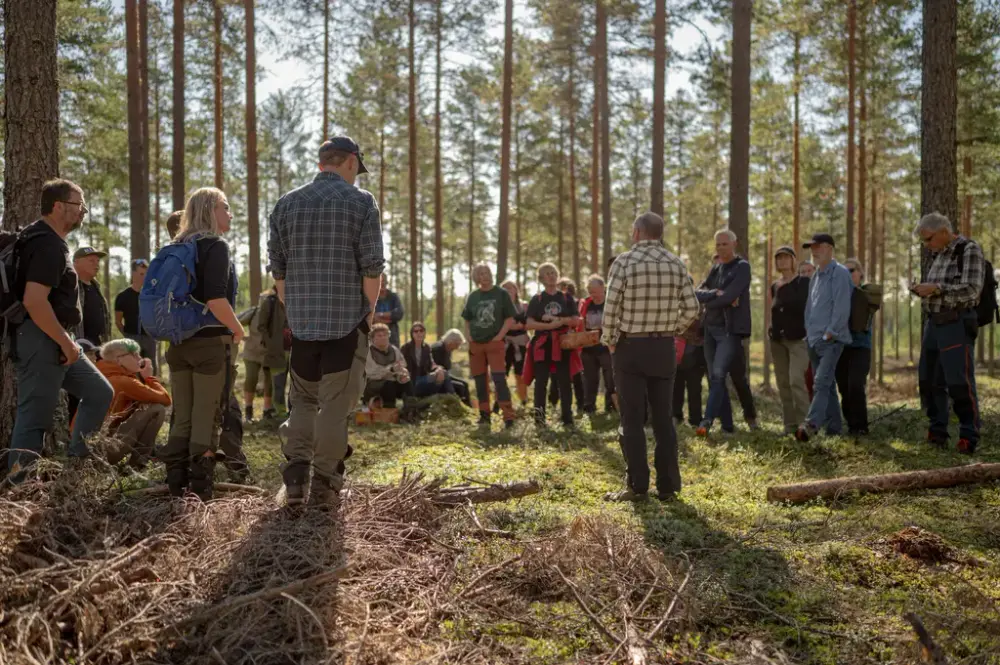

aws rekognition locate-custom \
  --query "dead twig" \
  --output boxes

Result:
[903,612,949,665]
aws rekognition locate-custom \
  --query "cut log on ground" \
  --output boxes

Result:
[767,463,1000,504]
[431,479,541,505]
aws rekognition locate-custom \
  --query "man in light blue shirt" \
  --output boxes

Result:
[796,233,853,442]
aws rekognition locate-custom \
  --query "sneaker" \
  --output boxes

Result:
[309,475,341,510]
[282,461,310,506]
[795,424,817,442]
[603,489,649,502]
[957,438,977,455]
[695,420,710,437]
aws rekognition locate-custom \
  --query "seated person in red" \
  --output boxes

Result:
[363,323,414,408]
[96,339,172,469]
[401,321,454,398]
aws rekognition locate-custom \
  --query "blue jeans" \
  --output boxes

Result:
[702,325,749,431]
[414,374,455,398]
[918,312,980,445]
[806,339,844,433]
[8,320,114,475]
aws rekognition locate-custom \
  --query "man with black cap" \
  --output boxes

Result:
[769,245,811,435]
[796,233,853,442]
[268,135,384,508]
[73,246,110,346]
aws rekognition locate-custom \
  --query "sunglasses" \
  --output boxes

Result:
[848,268,858,273]
[412,328,426,334]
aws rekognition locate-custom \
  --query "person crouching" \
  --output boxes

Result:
[97,339,171,470]
[364,323,414,408]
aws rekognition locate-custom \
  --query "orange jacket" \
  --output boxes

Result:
[96,359,172,429]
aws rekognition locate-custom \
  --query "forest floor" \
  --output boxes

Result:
[3,353,1000,664]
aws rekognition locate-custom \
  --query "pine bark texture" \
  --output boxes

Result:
[434,0,445,335]
[245,0,261,302]
[126,0,149,261]
[496,0,514,282]
[214,0,224,189]
[408,0,419,320]
[920,0,958,223]
[597,0,612,269]
[650,0,666,216]
[846,0,856,257]
[728,0,751,253]
[172,0,185,211]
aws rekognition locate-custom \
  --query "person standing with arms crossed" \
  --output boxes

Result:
[269,136,384,508]
[603,212,700,502]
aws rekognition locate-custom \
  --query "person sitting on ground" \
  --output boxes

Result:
[97,338,172,470]
[461,264,516,428]
[401,321,454,398]
[242,286,287,421]
[364,323,414,408]
[431,329,471,405]
[500,280,530,405]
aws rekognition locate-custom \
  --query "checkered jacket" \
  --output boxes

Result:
[267,172,385,341]
[922,235,985,313]
[602,240,700,346]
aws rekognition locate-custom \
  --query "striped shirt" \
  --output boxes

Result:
[267,171,385,341]
[922,235,985,313]
[602,240,700,346]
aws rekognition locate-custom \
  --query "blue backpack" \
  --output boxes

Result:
[139,236,236,344]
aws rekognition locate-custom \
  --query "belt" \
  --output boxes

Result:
[621,331,673,338]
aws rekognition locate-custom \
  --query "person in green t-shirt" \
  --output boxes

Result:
[461,264,516,428]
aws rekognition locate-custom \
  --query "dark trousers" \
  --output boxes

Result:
[363,379,414,409]
[918,312,981,445]
[535,357,573,424]
[703,325,756,430]
[672,343,706,425]
[549,368,585,412]
[449,376,471,405]
[582,346,615,413]
[614,335,680,495]
[835,346,871,434]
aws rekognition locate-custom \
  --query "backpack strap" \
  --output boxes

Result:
[955,240,968,277]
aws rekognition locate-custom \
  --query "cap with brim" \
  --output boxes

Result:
[320,136,369,175]
[802,233,835,249]
[73,247,108,260]
[76,339,98,354]
[774,245,796,259]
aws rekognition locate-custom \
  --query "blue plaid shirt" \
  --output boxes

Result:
[268,171,385,341]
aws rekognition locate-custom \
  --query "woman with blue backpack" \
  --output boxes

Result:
[150,187,245,500]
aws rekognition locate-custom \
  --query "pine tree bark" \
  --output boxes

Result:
[728,0,751,253]
[557,116,565,270]
[434,0,444,336]
[878,197,886,383]
[846,0,856,257]
[590,41,599,273]
[245,0,261,302]
[597,0,612,268]
[920,0,957,222]
[468,108,477,293]
[153,45,162,247]
[140,0,150,247]
[126,0,150,261]
[407,0,419,320]
[1,0,60,457]
[568,48,581,286]
[496,0,514,282]
[869,146,877,282]
[214,0,224,189]
[858,8,867,266]
[962,155,972,236]
[172,0,185,211]
[792,22,801,251]
[515,107,523,288]
[650,0,666,216]
[323,0,330,141]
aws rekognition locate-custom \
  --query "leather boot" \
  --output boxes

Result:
[308,473,341,510]
[165,463,188,498]
[188,455,217,501]
[281,460,310,506]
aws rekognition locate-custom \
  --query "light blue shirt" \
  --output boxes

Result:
[804,260,853,347]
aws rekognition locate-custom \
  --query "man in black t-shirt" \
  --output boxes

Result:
[115,258,157,373]
[72,247,109,346]
[7,180,113,480]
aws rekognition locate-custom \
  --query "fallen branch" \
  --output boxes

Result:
[432,480,541,505]
[124,482,269,497]
[553,565,622,647]
[766,463,1000,504]
[903,612,949,665]
[646,566,693,641]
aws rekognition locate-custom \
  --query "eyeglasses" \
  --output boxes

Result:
[848,268,858,274]
[59,200,89,215]
[132,259,149,268]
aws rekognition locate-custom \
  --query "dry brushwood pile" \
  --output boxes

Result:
[1,465,696,665]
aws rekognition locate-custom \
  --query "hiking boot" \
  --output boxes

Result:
[957,438,977,455]
[478,411,491,427]
[282,461,310,506]
[747,419,760,432]
[308,474,341,510]
[244,405,254,421]
[262,408,277,421]
[165,463,188,498]
[795,424,817,442]
[604,488,649,502]
[926,431,948,448]
[656,490,678,502]
[504,419,515,430]
[188,455,217,501]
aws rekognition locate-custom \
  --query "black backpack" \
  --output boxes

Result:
[0,230,27,335]
[956,240,999,327]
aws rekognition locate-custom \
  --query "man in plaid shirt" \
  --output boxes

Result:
[602,212,700,502]
[912,212,985,454]
[268,136,385,507]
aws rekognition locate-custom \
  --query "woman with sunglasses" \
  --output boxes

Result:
[401,322,454,398]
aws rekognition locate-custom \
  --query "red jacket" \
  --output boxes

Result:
[520,330,583,386]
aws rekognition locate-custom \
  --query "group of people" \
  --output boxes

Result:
[2,131,988,509]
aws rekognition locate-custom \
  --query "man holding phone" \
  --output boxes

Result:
[913,212,985,454]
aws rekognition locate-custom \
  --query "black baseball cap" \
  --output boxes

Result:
[802,233,835,249]
[320,136,368,175]
[77,339,98,355]
[73,246,107,260]
[774,245,797,259]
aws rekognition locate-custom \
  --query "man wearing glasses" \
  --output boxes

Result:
[911,212,985,454]
[115,258,157,373]
[7,179,113,480]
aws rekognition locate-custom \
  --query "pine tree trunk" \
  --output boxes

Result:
[557,117,565,270]
[857,8,867,266]
[214,0,224,189]
[597,0,612,268]
[322,0,330,141]
[650,0,666,216]
[172,0,185,212]
[878,197,886,383]
[908,247,914,362]
[568,49,581,286]
[763,228,772,388]
[434,0,444,336]
[920,0,958,222]
[379,124,386,223]
[962,155,972,236]
[126,0,149,261]
[990,245,996,378]
[728,0,751,253]
[894,243,900,359]
[408,0,419,319]
[245,0,261,303]
[868,145,878,280]
[140,0,150,248]
[792,26,801,251]
[590,40,599,273]
[496,0,514,282]
[514,107,523,288]
[1,0,60,461]
[154,47,162,248]
[468,108,477,294]
[846,0,857,257]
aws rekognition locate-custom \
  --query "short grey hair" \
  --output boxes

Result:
[843,258,865,277]
[633,212,664,240]
[915,212,953,235]
[441,329,466,346]
[715,228,738,243]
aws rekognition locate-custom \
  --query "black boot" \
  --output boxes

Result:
[244,404,254,421]
[165,463,188,498]
[188,455,217,501]
[282,460,310,506]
